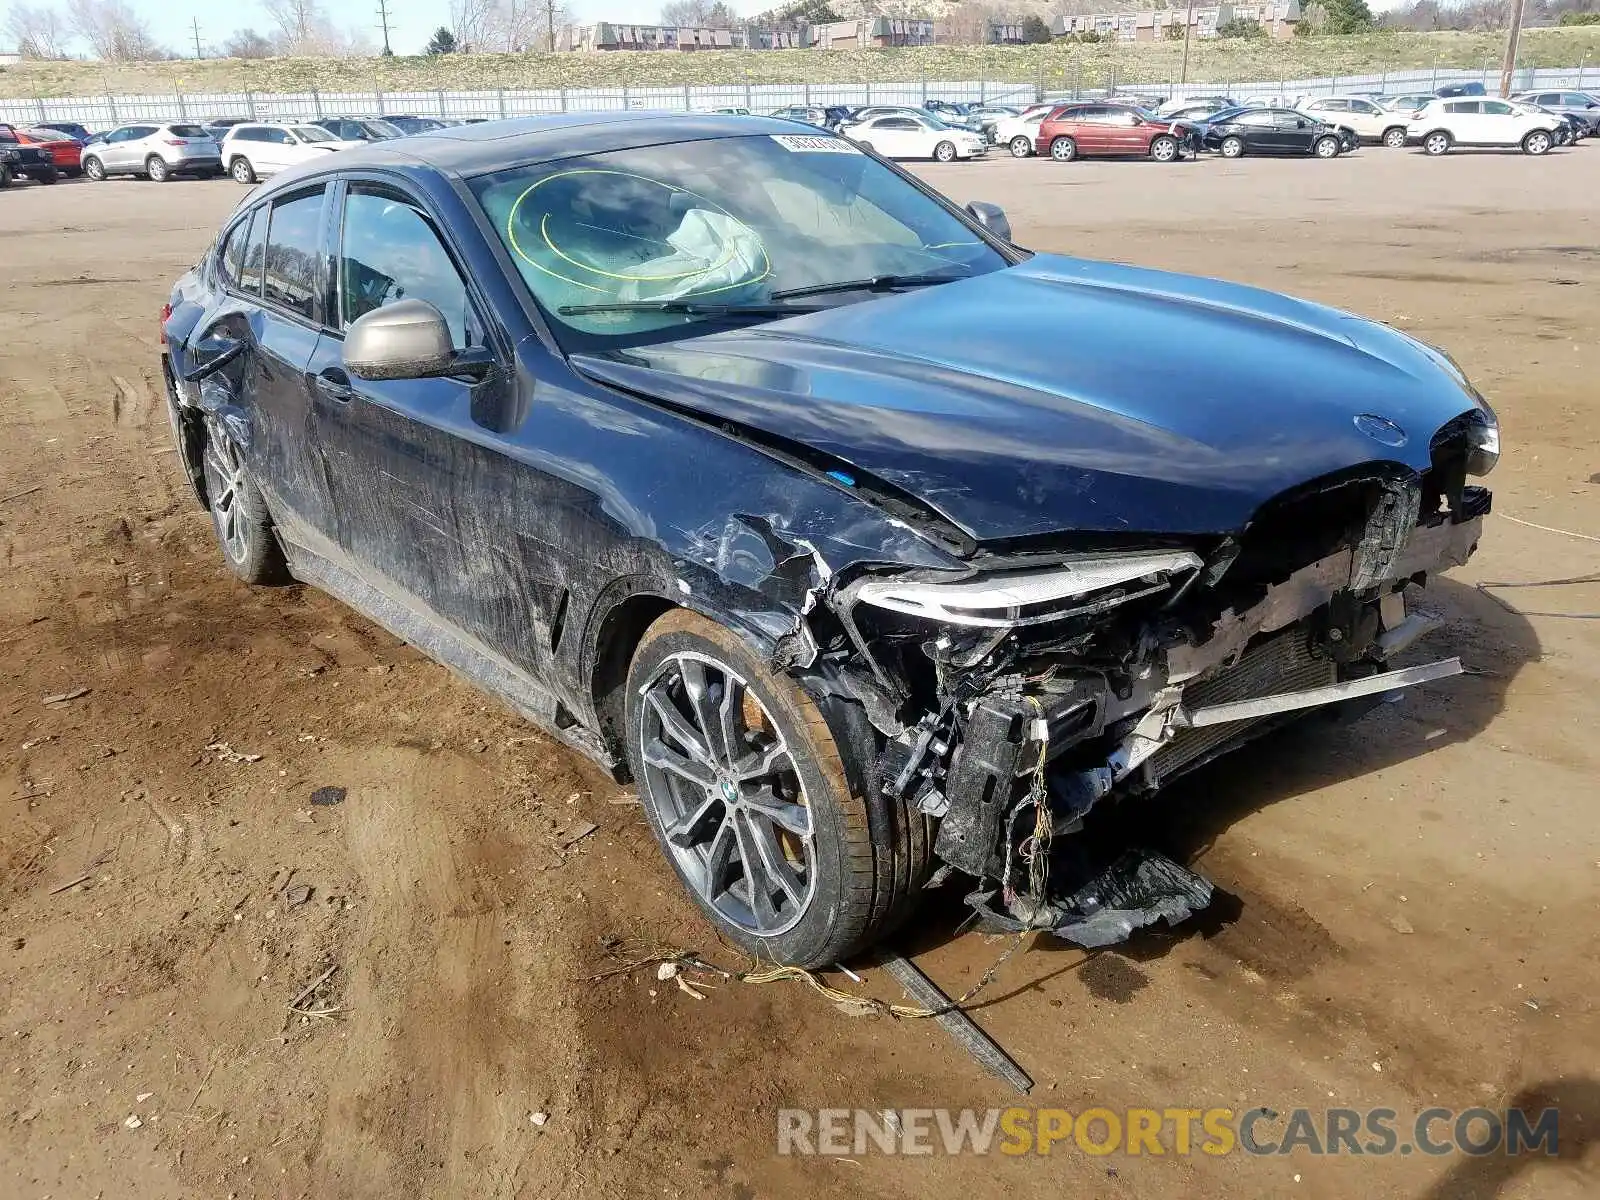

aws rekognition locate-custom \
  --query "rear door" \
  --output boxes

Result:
[1070,106,1113,154]
[235,184,342,545]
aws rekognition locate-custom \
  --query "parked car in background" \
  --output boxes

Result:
[1165,100,1235,123]
[844,112,987,161]
[1434,81,1487,99]
[386,115,448,135]
[1299,95,1412,147]
[1382,94,1437,114]
[993,104,1054,156]
[0,123,61,183]
[1505,99,1581,145]
[204,117,254,139]
[81,122,221,181]
[35,120,93,144]
[1200,108,1347,158]
[1511,90,1600,134]
[159,112,1497,967]
[965,104,1021,141]
[1408,98,1562,155]
[310,117,403,142]
[221,122,361,183]
[1158,94,1234,116]
[768,105,829,127]
[1036,103,1201,162]
[14,128,82,175]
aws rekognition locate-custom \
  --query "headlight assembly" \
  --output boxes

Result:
[1464,406,1499,476]
[854,549,1204,628]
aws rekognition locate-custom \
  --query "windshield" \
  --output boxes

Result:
[471,133,1007,351]
[294,125,336,142]
[363,119,403,138]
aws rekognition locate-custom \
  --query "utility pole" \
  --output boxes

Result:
[191,16,203,59]
[1498,0,1526,98]
[1179,0,1196,86]
[376,0,395,56]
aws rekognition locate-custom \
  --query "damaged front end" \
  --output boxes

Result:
[807,451,1491,948]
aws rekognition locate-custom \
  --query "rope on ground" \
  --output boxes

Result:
[1499,513,1600,544]
[588,930,1040,1020]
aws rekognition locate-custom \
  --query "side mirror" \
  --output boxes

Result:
[966,201,1012,244]
[345,300,484,382]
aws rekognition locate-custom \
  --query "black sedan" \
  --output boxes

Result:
[160,113,1496,966]
[1201,107,1349,158]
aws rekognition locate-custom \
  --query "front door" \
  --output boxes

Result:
[307,180,565,681]
[1274,111,1316,153]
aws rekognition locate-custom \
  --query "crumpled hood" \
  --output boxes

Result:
[574,254,1485,542]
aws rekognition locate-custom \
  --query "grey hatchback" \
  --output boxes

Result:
[82,122,222,182]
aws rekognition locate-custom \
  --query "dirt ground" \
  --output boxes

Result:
[1,147,1596,1200]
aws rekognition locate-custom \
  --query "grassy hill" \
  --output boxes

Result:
[3,28,1598,100]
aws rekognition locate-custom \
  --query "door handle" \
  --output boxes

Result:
[315,369,353,403]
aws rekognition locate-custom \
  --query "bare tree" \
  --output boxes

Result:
[5,4,71,57]
[223,27,277,58]
[660,0,737,25]
[939,1,996,44]
[66,0,163,59]
[537,0,569,49]
[450,0,498,50]
[260,0,366,55]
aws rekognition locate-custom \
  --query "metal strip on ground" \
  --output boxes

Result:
[880,953,1033,1095]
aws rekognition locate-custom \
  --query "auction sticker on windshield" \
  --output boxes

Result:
[770,134,861,154]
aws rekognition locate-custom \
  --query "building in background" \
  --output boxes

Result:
[577,23,746,50]
[810,17,936,49]
[1052,3,1300,42]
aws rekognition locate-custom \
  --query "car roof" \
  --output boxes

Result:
[244,111,832,199]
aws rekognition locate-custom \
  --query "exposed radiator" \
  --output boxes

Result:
[1144,630,1337,788]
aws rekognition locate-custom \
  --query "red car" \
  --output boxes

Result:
[16,127,82,176]
[1034,102,1202,163]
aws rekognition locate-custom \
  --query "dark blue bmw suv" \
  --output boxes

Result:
[161,113,1498,966]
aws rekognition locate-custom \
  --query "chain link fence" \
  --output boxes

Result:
[0,65,1593,128]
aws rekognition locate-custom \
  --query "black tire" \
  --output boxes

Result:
[1150,134,1179,162]
[933,139,957,163]
[1008,134,1032,158]
[1521,129,1552,156]
[1314,135,1340,159]
[82,155,106,181]
[1049,135,1077,162]
[1423,130,1452,156]
[146,155,172,182]
[199,417,289,585]
[64,166,82,178]
[624,609,932,967]
[1382,126,1407,148]
[1221,135,1245,158]
[229,156,256,184]
[0,163,11,188]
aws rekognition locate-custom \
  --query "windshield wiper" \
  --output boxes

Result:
[768,273,965,301]
[557,300,820,317]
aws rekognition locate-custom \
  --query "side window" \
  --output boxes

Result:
[1352,100,1379,114]
[338,188,475,350]
[261,189,326,321]
[272,129,294,144]
[1482,101,1512,116]
[1242,111,1274,127]
[238,207,267,297]
[1444,101,1474,114]
[220,211,254,287]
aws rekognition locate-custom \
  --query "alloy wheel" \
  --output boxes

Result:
[1009,135,1031,157]
[1425,132,1450,155]
[1221,137,1243,158]
[637,652,816,937]
[1050,137,1076,161]
[201,420,251,565]
[1524,131,1551,155]
[1383,128,1406,148]
[147,156,170,182]
[1151,136,1177,162]
[934,140,956,162]
[231,157,255,184]
[84,156,105,181]
[1315,136,1339,158]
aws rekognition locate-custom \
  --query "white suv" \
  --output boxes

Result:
[220,122,360,183]
[1299,95,1412,148]
[993,105,1056,157]
[1408,98,1563,156]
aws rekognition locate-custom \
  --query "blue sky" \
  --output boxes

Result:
[157,0,770,58]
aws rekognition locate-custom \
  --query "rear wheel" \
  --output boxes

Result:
[145,155,171,182]
[933,139,957,163]
[1314,135,1340,158]
[200,417,288,585]
[1049,135,1077,161]
[625,609,932,967]
[1522,129,1552,156]
[1382,126,1407,148]
[1008,134,1032,157]
[1423,131,1452,156]
[0,163,10,188]
[229,156,256,184]
[1221,136,1245,158]
[82,155,106,181]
